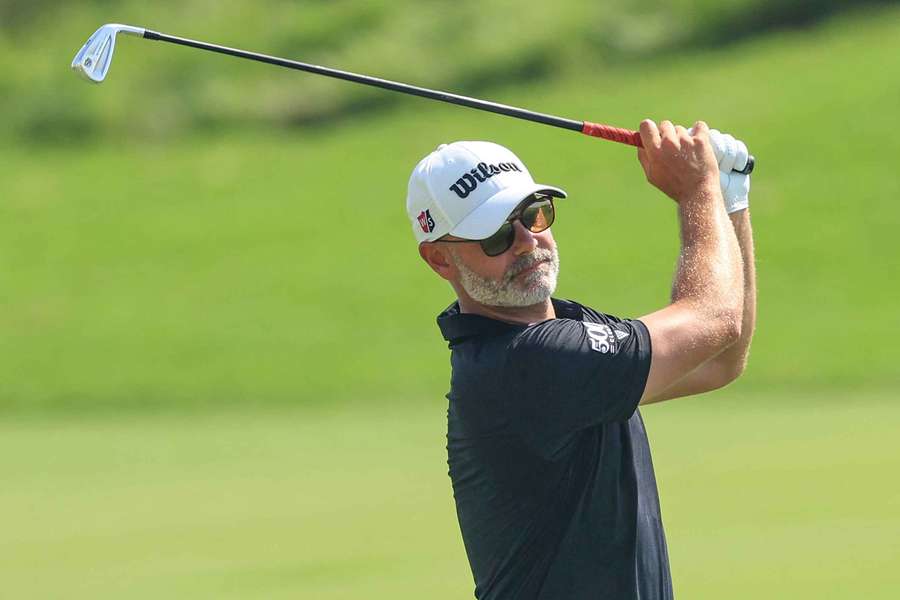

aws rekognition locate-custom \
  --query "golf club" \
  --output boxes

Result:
[72,23,755,174]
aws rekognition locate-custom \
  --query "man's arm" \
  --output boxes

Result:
[643,210,756,403]
[633,119,745,404]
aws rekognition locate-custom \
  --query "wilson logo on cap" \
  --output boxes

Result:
[448,162,523,199]
[417,209,435,233]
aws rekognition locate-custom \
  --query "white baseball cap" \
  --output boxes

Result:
[406,141,567,243]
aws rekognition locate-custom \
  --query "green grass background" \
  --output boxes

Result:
[3,394,899,599]
[1,1,899,597]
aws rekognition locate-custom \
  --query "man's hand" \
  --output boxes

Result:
[636,119,720,204]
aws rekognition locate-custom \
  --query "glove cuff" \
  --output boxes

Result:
[726,196,749,214]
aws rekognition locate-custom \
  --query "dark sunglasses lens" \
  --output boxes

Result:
[522,200,555,232]
[480,223,515,256]
[478,199,555,256]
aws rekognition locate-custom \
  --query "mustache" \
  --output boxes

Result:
[504,248,554,282]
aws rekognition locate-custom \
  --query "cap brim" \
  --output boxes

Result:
[449,183,566,240]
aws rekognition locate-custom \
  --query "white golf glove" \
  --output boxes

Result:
[688,126,751,213]
[708,128,750,214]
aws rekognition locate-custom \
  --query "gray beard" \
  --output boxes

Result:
[450,246,560,308]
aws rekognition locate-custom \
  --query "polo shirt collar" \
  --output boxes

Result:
[436,298,584,344]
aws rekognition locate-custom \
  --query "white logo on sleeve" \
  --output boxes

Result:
[582,322,629,354]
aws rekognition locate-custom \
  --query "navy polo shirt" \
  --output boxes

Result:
[437,298,672,600]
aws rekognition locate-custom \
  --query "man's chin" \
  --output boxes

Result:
[491,283,555,308]
[453,251,559,309]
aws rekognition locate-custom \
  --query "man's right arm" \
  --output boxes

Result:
[644,209,756,403]
[634,119,744,404]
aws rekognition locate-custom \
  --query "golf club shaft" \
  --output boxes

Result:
[142,30,754,175]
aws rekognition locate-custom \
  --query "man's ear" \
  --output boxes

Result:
[419,242,455,281]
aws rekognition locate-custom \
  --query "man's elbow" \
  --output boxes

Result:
[723,355,748,385]
[714,350,750,390]
[714,309,742,349]
[707,312,748,388]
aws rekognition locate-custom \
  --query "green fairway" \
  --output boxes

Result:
[2,391,897,599]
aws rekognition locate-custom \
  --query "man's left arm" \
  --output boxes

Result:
[641,208,756,404]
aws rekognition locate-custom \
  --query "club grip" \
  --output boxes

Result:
[581,121,643,147]
[581,121,754,175]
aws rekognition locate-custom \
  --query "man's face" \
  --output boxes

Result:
[443,222,559,307]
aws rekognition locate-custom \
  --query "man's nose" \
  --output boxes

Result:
[510,220,538,256]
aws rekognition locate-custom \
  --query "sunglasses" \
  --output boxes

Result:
[440,196,556,257]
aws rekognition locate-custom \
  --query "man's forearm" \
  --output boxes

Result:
[671,188,744,337]
[712,210,756,370]
[650,209,756,401]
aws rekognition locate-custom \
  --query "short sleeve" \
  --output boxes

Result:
[503,317,651,440]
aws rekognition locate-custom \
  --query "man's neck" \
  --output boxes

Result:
[457,296,556,325]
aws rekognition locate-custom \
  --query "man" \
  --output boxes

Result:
[406,120,756,599]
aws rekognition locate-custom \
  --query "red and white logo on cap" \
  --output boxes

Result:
[417,209,435,233]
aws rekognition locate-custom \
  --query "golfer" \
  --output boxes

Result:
[406,119,756,599]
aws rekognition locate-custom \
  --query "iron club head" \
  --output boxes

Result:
[71,24,145,83]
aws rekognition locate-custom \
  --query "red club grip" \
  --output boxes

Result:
[582,120,755,174]
[581,121,643,147]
